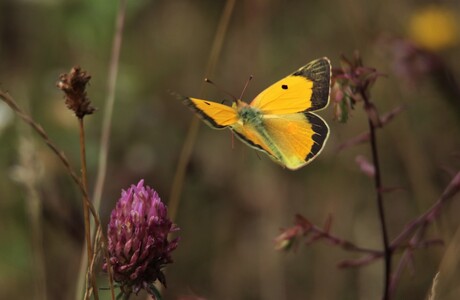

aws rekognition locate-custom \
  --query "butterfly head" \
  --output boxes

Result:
[232,99,247,109]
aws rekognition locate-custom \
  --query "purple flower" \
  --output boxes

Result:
[105,179,179,296]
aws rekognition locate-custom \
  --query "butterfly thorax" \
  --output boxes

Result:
[238,104,263,126]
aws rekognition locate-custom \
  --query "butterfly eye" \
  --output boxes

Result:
[281,84,288,90]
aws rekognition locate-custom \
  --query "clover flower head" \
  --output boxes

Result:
[105,179,179,297]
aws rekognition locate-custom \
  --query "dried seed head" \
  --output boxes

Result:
[57,66,95,118]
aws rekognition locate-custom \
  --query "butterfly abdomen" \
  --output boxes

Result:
[233,106,287,166]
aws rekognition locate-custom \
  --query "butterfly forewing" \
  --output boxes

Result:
[293,58,331,112]
[183,97,239,129]
[250,58,331,114]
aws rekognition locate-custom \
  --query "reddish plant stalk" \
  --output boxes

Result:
[362,93,392,300]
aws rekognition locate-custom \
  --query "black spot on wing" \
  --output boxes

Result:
[292,58,331,111]
[304,112,329,161]
[281,84,288,90]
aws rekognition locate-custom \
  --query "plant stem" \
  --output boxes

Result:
[363,96,392,300]
[0,90,113,298]
[339,171,460,270]
[93,0,126,211]
[78,119,92,268]
[78,118,99,300]
[369,118,391,300]
[17,136,48,300]
[78,0,126,298]
[168,0,236,221]
[389,171,460,294]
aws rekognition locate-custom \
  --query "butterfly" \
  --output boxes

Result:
[179,57,331,170]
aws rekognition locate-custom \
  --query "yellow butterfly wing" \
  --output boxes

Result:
[229,122,278,159]
[261,112,329,169]
[229,112,329,170]
[250,58,331,114]
[182,97,239,129]
[230,57,331,169]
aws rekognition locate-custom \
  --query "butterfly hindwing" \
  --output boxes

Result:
[261,111,330,169]
[250,58,331,114]
[183,97,239,129]
[230,123,271,153]
[228,111,329,170]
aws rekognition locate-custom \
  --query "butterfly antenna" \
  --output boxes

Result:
[204,78,237,103]
[239,75,253,100]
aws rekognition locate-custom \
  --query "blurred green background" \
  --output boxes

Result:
[1,0,459,299]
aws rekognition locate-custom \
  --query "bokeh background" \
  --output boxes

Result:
[1,0,459,299]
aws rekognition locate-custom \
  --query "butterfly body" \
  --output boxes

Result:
[180,58,331,170]
[238,103,263,126]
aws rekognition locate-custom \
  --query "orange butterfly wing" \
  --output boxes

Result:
[182,97,239,129]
